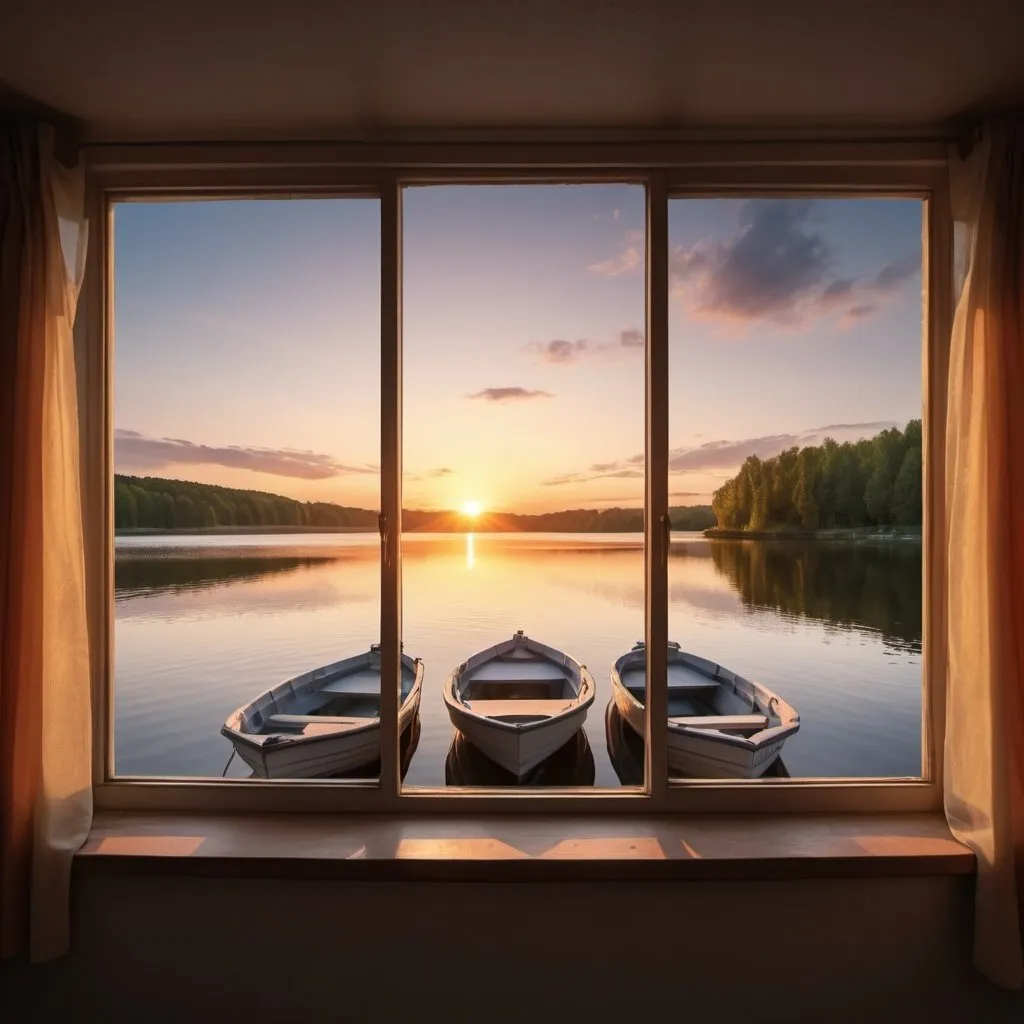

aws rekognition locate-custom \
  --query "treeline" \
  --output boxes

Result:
[711,421,922,532]
[114,474,716,533]
[114,475,378,530]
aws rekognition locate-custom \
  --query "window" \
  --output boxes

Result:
[665,195,924,784]
[89,146,949,813]
[400,183,645,789]
[111,195,382,783]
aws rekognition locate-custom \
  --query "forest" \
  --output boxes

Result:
[710,420,922,532]
[114,474,716,533]
[114,475,378,530]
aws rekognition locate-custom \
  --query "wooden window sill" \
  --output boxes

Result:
[76,811,974,881]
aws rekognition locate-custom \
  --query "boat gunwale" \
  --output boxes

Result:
[443,633,596,735]
[222,650,425,751]
[610,642,800,752]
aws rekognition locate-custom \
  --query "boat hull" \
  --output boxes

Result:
[233,688,422,779]
[443,632,595,779]
[223,649,424,779]
[446,698,590,778]
[610,646,798,780]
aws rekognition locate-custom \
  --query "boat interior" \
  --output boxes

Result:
[620,653,770,735]
[243,661,416,735]
[459,653,577,722]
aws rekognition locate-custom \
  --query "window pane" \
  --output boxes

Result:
[400,184,646,788]
[112,197,385,781]
[661,196,923,781]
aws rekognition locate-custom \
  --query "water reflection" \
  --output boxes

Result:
[604,701,790,784]
[115,553,333,598]
[445,729,595,787]
[113,533,921,780]
[704,540,922,652]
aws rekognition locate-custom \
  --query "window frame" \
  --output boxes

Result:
[85,141,950,816]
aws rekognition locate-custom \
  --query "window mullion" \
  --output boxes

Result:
[379,177,402,801]
[645,173,670,802]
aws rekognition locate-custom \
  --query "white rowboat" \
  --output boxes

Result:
[443,630,595,779]
[610,642,799,778]
[222,645,423,778]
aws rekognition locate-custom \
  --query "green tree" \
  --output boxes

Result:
[159,492,176,529]
[174,494,195,528]
[891,446,922,525]
[793,448,818,530]
[114,482,138,528]
[864,462,892,525]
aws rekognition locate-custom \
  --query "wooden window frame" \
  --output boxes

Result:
[83,140,950,815]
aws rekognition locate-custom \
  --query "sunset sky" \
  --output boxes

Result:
[114,188,922,514]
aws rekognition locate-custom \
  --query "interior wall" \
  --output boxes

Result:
[3,873,1023,1022]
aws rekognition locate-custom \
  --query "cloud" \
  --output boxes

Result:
[588,247,641,276]
[542,467,643,486]
[671,199,833,325]
[587,229,644,276]
[841,303,876,324]
[544,420,898,486]
[114,429,376,480]
[591,200,919,331]
[429,467,455,477]
[530,339,591,364]
[466,387,553,402]
[527,328,645,364]
[668,420,898,472]
[873,253,919,293]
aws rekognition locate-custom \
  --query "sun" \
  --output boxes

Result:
[461,500,483,518]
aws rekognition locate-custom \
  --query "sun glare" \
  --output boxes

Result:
[461,500,483,518]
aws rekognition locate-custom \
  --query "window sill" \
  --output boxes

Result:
[77,810,974,881]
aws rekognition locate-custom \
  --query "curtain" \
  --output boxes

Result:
[0,124,91,961]
[945,118,1024,990]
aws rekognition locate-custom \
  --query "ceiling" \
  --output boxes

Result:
[2,0,1023,141]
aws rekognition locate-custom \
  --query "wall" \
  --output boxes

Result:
[3,873,1023,1022]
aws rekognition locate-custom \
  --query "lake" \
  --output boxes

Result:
[113,532,923,785]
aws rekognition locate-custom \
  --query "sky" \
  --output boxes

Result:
[113,188,922,514]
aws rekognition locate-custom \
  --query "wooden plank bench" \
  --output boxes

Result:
[463,699,573,719]
[266,713,371,729]
[468,661,566,683]
[670,714,769,731]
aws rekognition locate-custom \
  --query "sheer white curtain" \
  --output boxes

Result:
[0,123,91,961]
[944,118,1024,990]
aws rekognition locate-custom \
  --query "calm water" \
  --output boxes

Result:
[114,532,922,784]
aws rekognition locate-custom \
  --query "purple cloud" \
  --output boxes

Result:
[527,328,645,364]
[114,429,376,480]
[592,200,920,331]
[466,387,553,402]
[543,420,899,486]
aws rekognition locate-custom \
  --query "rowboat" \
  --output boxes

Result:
[445,728,595,787]
[442,630,595,778]
[610,642,799,778]
[221,645,423,778]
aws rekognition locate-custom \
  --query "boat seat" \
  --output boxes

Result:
[671,714,768,731]
[318,684,381,697]
[469,661,566,683]
[464,699,573,718]
[320,669,382,695]
[266,713,371,729]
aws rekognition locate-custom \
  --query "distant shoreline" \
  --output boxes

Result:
[703,526,923,542]
[115,524,922,541]
[116,525,375,535]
